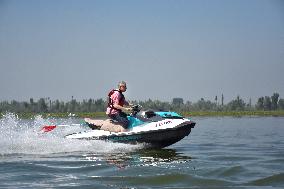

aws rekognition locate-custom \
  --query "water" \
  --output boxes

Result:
[0,113,283,189]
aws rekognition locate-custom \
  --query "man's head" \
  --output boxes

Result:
[118,81,127,92]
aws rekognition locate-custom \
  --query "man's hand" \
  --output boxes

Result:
[124,107,132,111]
[84,118,91,122]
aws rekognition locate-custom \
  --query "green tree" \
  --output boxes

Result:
[54,100,60,112]
[87,99,93,112]
[38,98,48,112]
[193,98,216,111]
[59,101,66,112]
[29,98,36,112]
[23,102,29,112]
[278,99,284,110]
[226,96,246,111]
[263,96,272,110]
[94,98,106,112]
[271,93,279,110]
[172,98,184,106]
[256,97,264,110]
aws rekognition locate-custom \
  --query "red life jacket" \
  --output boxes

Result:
[107,89,125,111]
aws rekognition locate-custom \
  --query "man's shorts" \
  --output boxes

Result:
[108,112,129,129]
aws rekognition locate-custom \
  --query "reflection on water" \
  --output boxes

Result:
[83,148,192,169]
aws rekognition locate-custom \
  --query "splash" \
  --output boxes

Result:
[0,113,141,155]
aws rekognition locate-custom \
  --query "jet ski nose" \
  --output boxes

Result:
[189,121,196,128]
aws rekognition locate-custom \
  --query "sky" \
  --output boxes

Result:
[0,0,283,104]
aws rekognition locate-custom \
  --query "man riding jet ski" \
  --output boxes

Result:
[84,104,145,132]
[103,81,133,132]
[66,105,196,148]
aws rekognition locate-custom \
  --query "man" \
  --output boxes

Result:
[106,81,132,130]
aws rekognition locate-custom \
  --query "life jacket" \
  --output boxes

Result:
[107,89,125,111]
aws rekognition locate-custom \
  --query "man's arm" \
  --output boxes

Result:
[113,104,132,111]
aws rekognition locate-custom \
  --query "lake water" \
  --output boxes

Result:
[0,113,283,188]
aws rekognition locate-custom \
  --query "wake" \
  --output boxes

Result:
[0,113,141,155]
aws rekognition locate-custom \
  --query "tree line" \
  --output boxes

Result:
[1,93,284,114]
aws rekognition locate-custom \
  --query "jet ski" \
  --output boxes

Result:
[63,105,196,148]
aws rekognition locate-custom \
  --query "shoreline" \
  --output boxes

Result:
[1,111,284,119]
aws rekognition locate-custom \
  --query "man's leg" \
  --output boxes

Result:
[109,113,129,129]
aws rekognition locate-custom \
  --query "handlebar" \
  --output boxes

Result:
[130,104,142,116]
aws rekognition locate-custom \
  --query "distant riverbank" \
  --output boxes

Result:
[182,110,284,117]
[1,111,284,119]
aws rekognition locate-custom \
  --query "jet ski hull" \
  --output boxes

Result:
[109,122,195,148]
[66,121,195,148]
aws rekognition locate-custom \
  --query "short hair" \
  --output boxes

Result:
[118,81,127,87]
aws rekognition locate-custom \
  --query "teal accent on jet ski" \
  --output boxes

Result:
[155,112,183,118]
[127,116,144,128]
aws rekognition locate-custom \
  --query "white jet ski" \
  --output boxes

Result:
[63,106,196,148]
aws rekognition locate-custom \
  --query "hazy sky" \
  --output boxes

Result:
[0,0,283,103]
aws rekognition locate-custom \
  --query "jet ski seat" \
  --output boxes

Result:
[136,110,164,122]
[144,110,156,118]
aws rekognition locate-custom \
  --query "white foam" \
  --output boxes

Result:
[0,113,142,155]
